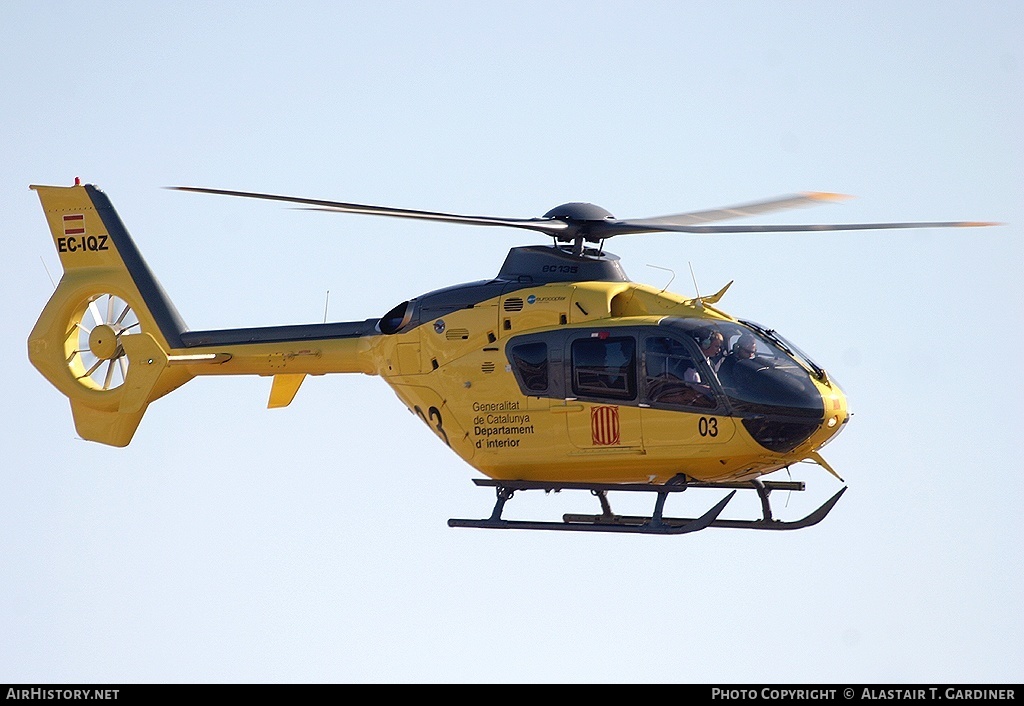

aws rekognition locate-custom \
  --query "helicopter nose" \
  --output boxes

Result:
[816,387,850,448]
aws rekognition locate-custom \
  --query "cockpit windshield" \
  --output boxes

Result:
[665,318,824,418]
[741,320,824,378]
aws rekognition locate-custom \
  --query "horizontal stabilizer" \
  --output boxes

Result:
[268,373,306,408]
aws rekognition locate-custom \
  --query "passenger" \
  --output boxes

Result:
[685,328,724,382]
[701,328,725,368]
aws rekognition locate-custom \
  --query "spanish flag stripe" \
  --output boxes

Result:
[63,214,85,235]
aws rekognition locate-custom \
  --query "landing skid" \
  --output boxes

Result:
[448,476,847,535]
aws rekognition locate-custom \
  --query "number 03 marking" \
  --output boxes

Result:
[698,417,718,438]
[414,404,451,447]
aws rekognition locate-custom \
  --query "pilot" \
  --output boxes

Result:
[717,333,757,386]
[732,333,757,360]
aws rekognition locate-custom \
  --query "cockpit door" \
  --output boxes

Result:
[638,332,736,449]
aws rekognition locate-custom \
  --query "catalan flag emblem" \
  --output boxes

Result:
[63,214,85,236]
[591,405,620,446]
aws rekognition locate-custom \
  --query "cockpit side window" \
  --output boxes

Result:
[510,341,548,393]
[643,336,717,409]
[571,336,636,401]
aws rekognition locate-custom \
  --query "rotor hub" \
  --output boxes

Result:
[542,202,615,221]
[88,324,119,360]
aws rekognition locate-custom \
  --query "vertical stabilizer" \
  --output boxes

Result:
[28,182,192,446]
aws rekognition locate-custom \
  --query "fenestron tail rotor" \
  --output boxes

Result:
[65,293,141,391]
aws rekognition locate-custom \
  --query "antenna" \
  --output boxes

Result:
[323,290,330,323]
[646,264,676,293]
[40,256,57,290]
[688,261,704,309]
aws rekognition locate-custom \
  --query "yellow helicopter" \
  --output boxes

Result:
[27,180,995,535]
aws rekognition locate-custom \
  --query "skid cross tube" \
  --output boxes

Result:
[448,477,846,535]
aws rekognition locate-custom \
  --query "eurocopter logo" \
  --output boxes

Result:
[591,406,620,446]
[525,294,566,305]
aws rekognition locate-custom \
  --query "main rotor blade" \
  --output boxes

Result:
[169,186,570,237]
[601,220,1000,236]
[623,192,852,228]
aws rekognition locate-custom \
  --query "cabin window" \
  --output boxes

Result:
[510,342,548,393]
[643,336,717,409]
[571,336,636,400]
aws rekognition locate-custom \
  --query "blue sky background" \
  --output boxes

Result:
[1,1,1021,683]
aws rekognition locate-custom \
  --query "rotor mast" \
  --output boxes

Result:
[542,202,617,256]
